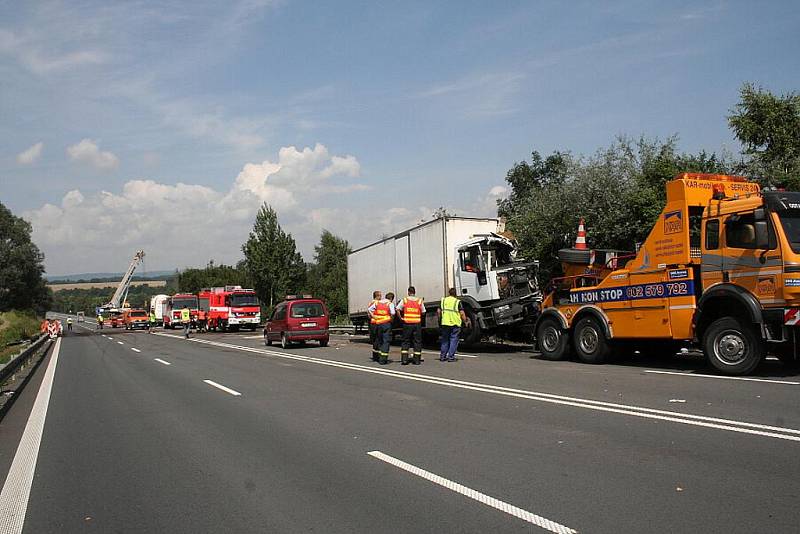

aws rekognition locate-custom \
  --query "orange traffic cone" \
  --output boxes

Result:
[575,218,587,250]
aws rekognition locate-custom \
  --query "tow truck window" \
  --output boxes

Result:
[778,209,800,254]
[725,212,776,250]
[705,219,719,250]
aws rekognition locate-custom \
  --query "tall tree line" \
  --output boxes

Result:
[0,201,51,314]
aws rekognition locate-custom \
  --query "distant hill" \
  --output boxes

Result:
[46,270,176,283]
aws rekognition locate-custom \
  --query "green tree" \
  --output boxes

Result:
[242,203,306,308]
[499,138,731,281]
[728,83,800,188]
[0,201,52,313]
[307,230,351,321]
[177,260,250,293]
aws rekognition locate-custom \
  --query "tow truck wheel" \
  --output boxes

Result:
[536,317,569,360]
[573,316,610,364]
[703,316,764,375]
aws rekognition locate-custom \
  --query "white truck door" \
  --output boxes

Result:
[455,245,496,303]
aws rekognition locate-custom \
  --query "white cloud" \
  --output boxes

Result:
[24,143,366,274]
[67,139,120,171]
[16,142,43,165]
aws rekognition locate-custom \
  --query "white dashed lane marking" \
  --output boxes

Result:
[368,451,576,533]
[154,358,171,366]
[203,379,241,396]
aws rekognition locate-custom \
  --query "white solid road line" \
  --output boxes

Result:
[203,379,242,396]
[155,333,800,442]
[154,358,171,366]
[368,451,576,534]
[131,348,141,353]
[0,338,61,534]
[645,369,800,385]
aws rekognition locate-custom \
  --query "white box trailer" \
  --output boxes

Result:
[348,217,540,342]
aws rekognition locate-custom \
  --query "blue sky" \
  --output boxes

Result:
[1,0,799,275]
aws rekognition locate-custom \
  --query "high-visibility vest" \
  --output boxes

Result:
[372,300,392,325]
[98,315,104,323]
[149,312,156,322]
[368,300,379,324]
[402,297,422,324]
[440,296,462,327]
[181,309,191,322]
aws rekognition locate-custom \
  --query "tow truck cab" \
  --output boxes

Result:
[537,173,800,375]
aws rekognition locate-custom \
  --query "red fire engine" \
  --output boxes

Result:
[199,286,261,332]
[163,293,200,329]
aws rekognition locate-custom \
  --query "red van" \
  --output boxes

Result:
[264,296,329,349]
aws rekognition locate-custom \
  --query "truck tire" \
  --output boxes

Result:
[460,308,481,345]
[536,317,569,360]
[703,316,764,375]
[573,316,611,364]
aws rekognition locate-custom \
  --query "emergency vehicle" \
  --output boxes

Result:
[199,286,261,332]
[163,293,200,329]
[536,173,800,375]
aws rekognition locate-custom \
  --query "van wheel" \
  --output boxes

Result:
[573,316,610,364]
[281,333,290,349]
[536,317,569,360]
[264,332,272,346]
[703,317,764,375]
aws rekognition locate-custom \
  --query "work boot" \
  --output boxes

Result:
[412,352,421,365]
[401,351,409,365]
[379,353,389,365]
[372,351,379,362]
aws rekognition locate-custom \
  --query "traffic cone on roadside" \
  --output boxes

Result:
[575,218,587,250]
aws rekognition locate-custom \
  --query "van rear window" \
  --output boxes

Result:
[291,303,324,318]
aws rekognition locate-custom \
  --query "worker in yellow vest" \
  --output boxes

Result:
[397,286,426,365]
[181,305,191,339]
[367,290,382,361]
[437,287,470,362]
[368,291,395,364]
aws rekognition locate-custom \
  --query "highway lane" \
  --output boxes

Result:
[2,322,799,533]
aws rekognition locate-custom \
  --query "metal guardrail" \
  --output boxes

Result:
[0,334,50,420]
[329,325,357,334]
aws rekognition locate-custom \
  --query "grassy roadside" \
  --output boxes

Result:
[0,310,42,364]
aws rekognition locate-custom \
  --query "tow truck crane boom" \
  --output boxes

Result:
[99,250,145,312]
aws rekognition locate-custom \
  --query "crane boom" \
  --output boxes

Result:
[101,250,145,311]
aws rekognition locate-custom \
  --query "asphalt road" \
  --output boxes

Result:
[2,316,799,533]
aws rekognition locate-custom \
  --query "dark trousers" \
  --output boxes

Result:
[440,325,461,360]
[373,323,391,362]
[401,323,423,364]
[369,323,377,359]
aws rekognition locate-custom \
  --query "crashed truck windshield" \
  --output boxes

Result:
[778,209,800,253]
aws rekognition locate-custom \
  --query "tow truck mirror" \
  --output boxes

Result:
[754,220,769,249]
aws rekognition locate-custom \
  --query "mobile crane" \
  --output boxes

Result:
[97,250,145,315]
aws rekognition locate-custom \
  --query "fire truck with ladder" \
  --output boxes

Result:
[199,286,261,332]
[536,173,800,375]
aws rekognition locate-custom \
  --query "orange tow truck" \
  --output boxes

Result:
[536,173,800,375]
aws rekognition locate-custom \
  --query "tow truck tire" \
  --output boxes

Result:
[703,316,764,375]
[573,316,611,364]
[536,317,569,360]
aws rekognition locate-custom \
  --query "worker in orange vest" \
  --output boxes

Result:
[367,290,382,361]
[368,291,395,365]
[397,286,426,365]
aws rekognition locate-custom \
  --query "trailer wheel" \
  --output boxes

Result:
[703,316,764,375]
[536,317,569,360]
[573,316,610,364]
